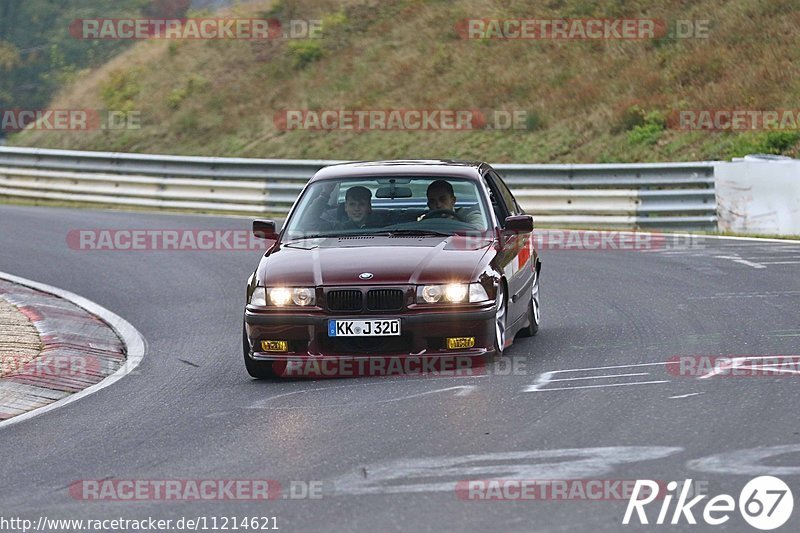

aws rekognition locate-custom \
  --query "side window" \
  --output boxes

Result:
[492,171,519,216]
[482,173,504,223]
[483,170,517,225]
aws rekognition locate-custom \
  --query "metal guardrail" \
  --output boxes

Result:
[0,147,718,230]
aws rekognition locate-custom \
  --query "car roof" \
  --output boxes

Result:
[309,160,488,182]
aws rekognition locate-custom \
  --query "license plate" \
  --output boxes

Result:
[328,319,401,337]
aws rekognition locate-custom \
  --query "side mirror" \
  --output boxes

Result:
[253,219,278,240]
[504,215,534,233]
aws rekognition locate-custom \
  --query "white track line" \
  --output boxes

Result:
[250,385,477,409]
[529,380,669,392]
[540,230,800,245]
[523,362,679,392]
[712,255,766,269]
[547,361,678,373]
[548,372,651,382]
[669,392,705,400]
[0,271,146,429]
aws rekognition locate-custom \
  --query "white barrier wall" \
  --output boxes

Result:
[715,158,800,236]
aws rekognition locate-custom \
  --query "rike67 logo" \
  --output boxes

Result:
[623,476,794,530]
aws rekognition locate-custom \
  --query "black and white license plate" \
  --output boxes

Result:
[328,319,401,337]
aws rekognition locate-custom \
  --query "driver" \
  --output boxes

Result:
[424,179,483,227]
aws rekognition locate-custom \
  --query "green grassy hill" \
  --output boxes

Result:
[10,0,800,162]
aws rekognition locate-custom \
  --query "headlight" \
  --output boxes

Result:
[268,287,292,306]
[468,283,490,303]
[420,285,443,303]
[250,286,267,306]
[267,287,316,307]
[417,283,489,304]
[292,287,315,306]
[444,283,468,302]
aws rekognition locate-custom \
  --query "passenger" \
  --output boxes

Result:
[424,179,483,227]
[340,185,374,229]
[306,184,379,230]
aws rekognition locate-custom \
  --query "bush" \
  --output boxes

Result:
[166,75,208,110]
[729,131,800,157]
[287,40,324,69]
[613,104,646,134]
[627,110,666,146]
[100,69,140,113]
[167,87,189,110]
[319,10,349,51]
[0,41,20,70]
[525,111,545,131]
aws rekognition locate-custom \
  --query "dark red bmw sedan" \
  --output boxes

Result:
[243,160,540,378]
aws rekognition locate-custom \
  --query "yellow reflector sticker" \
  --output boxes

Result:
[446,337,475,349]
[261,340,288,352]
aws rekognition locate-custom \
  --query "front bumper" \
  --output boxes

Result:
[244,305,496,360]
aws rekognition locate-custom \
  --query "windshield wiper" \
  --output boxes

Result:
[382,229,454,237]
[288,230,454,241]
[283,233,336,242]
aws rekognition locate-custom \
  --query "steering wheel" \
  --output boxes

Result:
[421,208,458,221]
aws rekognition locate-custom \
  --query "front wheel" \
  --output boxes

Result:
[492,284,507,355]
[243,323,278,379]
[519,270,540,337]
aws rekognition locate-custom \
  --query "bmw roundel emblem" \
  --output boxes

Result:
[359,272,374,280]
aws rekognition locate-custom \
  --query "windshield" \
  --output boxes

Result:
[283,176,491,241]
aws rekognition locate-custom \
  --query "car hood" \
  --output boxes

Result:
[258,235,494,286]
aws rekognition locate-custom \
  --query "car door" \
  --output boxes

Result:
[483,169,535,327]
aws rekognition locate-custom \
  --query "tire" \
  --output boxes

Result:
[492,283,507,355]
[243,323,278,379]
[519,269,540,337]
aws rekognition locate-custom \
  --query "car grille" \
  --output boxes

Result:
[326,290,363,312]
[326,288,405,312]
[366,289,404,311]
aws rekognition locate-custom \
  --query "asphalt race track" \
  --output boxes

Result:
[1,204,799,532]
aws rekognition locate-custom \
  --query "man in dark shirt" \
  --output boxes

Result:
[424,179,483,227]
